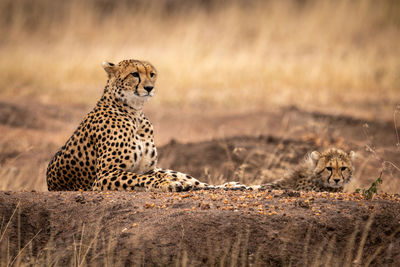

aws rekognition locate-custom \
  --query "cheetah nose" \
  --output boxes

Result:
[144,86,153,93]
[334,178,340,184]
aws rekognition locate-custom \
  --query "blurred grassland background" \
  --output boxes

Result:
[0,0,399,117]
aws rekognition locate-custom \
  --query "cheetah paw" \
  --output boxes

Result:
[158,180,200,192]
[214,181,248,191]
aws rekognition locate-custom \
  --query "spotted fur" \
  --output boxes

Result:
[46,59,214,192]
[259,148,355,192]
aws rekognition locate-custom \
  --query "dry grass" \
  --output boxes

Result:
[0,0,399,116]
[0,1,399,265]
[0,0,399,191]
[1,202,398,266]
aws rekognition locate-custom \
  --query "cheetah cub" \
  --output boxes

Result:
[259,148,355,192]
[46,59,245,192]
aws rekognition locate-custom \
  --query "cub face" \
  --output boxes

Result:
[311,148,355,188]
[102,59,157,106]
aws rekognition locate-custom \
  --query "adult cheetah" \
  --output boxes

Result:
[259,148,355,192]
[47,59,242,192]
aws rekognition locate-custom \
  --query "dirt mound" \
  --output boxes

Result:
[0,99,88,130]
[0,101,42,128]
[0,191,399,266]
[284,106,398,147]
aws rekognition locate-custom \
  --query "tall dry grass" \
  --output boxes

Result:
[0,0,399,192]
[0,0,399,116]
[1,208,398,266]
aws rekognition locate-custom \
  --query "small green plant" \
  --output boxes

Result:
[355,173,383,200]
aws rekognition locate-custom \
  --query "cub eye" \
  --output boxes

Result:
[326,167,332,171]
[341,167,347,171]
[131,72,139,78]
[150,72,155,78]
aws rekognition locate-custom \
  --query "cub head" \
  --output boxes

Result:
[102,59,157,108]
[310,148,355,189]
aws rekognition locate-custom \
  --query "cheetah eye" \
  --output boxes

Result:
[341,167,347,171]
[150,72,155,78]
[131,72,139,78]
[326,167,332,171]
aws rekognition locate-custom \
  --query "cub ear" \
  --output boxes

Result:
[310,151,321,163]
[102,61,118,78]
[349,151,356,161]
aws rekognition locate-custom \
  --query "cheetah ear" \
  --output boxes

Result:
[310,151,321,163]
[102,61,118,78]
[349,151,356,161]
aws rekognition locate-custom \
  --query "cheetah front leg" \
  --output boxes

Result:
[142,168,211,191]
[142,169,250,191]
[92,168,211,192]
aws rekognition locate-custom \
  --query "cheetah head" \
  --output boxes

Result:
[310,148,355,189]
[102,59,157,108]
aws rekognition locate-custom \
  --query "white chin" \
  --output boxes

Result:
[137,93,153,98]
[140,95,152,102]
[122,93,150,108]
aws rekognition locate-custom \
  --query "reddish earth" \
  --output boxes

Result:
[1,190,400,266]
[0,99,400,265]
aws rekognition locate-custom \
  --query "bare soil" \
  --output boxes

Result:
[1,190,400,266]
[0,98,400,265]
